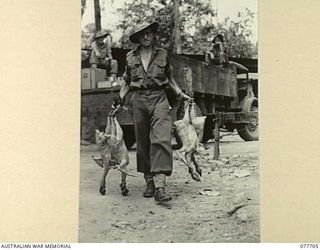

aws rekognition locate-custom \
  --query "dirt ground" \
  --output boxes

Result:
[79,134,259,243]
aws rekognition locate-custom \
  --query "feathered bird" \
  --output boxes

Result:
[94,115,136,196]
[173,102,202,181]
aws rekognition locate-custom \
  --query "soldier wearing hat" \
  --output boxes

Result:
[118,21,192,203]
[89,30,118,79]
[205,32,229,65]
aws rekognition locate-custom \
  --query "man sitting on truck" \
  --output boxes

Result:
[89,30,118,80]
[205,32,229,65]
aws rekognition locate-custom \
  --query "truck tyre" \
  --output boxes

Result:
[237,98,259,141]
[122,125,136,149]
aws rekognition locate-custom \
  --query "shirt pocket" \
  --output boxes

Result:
[128,61,143,81]
[152,59,167,79]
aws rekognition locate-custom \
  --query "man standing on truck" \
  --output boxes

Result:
[117,21,192,203]
[89,30,118,80]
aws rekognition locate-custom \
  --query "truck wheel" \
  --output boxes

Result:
[237,102,259,141]
[122,125,136,149]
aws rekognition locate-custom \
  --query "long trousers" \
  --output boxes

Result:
[131,89,173,176]
[97,59,118,76]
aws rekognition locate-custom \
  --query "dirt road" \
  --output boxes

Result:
[79,134,259,242]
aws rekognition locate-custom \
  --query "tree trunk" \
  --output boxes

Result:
[94,0,102,31]
[173,0,181,54]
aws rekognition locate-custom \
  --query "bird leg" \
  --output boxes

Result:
[191,152,202,176]
[185,151,201,181]
[99,160,111,195]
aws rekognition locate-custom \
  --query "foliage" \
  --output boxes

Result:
[116,0,217,53]
[82,0,258,58]
[116,0,175,50]
[81,23,95,49]
[218,8,258,58]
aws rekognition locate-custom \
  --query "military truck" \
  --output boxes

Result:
[81,48,258,148]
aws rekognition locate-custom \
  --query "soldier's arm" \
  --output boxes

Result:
[166,57,193,101]
[166,63,182,96]
[119,66,130,102]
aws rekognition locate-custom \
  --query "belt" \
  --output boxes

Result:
[130,87,165,96]
[131,86,165,91]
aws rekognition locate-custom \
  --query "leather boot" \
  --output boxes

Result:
[154,187,172,202]
[143,180,155,198]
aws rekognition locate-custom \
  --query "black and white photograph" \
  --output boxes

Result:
[80,0,258,242]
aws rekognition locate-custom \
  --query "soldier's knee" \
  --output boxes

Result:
[111,59,118,67]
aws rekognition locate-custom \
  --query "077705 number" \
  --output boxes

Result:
[300,244,319,248]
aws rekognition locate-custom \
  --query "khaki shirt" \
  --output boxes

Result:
[205,42,228,65]
[89,38,112,65]
[123,46,171,89]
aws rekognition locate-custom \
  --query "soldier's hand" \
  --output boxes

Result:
[179,92,193,102]
[113,96,124,107]
[91,64,97,69]
[104,58,112,64]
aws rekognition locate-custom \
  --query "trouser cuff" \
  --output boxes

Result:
[144,173,154,183]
